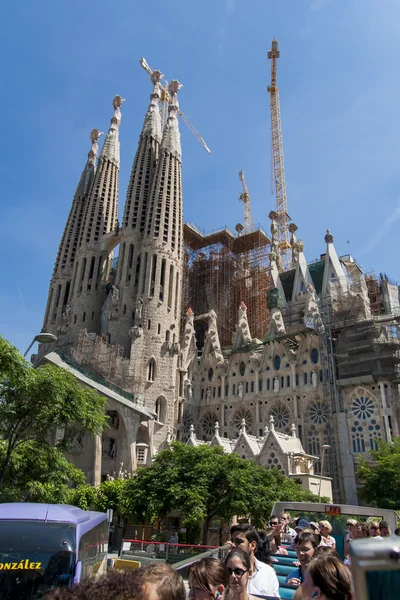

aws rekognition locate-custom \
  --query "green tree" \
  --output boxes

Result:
[0,335,107,496]
[0,440,85,503]
[121,442,319,544]
[357,438,400,508]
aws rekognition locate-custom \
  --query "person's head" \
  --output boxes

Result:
[356,522,370,538]
[319,520,333,536]
[225,547,252,597]
[394,527,400,536]
[255,530,272,565]
[310,522,320,535]
[269,514,280,528]
[294,531,320,570]
[369,521,380,536]
[294,518,311,533]
[346,519,357,536]
[230,524,259,558]
[138,563,186,600]
[280,512,291,528]
[301,556,353,600]
[313,546,341,561]
[379,520,391,537]
[188,558,229,600]
[44,566,186,600]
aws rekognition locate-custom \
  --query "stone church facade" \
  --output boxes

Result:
[35,70,400,504]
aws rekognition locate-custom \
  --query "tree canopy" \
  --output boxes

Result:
[120,441,320,543]
[357,438,400,509]
[0,335,107,500]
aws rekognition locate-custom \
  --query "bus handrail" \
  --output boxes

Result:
[172,544,232,572]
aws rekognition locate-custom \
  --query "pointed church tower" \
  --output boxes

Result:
[42,129,103,335]
[109,80,184,441]
[65,96,124,342]
[107,71,163,349]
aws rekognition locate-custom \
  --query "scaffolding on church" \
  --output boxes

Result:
[183,223,272,348]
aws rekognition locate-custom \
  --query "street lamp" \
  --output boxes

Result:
[318,444,331,501]
[23,333,58,358]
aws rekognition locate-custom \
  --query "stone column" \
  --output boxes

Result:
[93,434,102,486]
[130,441,137,473]
[221,375,226,399]
[379,382,392,441]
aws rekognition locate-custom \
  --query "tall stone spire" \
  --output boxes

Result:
[107,72,163,349]
[107,80,184,443]
[42,129,102,334]
[79,96,125,248]
[64,96,124,343]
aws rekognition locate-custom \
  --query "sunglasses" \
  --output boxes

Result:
[370,526,378,530]
[270,522,278,526]
[227,567,248,577]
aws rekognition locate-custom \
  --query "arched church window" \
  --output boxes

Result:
[208,367,214,381]
[155,396,167,423]
[274,355,281,371]
[311,348,319,364]
[239,362,246,376]
[147,358,156,382]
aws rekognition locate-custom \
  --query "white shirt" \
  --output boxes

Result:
[248,558,280,598]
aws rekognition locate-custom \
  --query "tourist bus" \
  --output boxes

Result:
[0,503,108,598]
[271,501,398,558]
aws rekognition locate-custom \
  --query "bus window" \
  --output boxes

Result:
[0,521,76,598]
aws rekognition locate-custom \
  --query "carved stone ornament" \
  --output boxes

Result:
[129,325,143,339]
[325,229,334,244]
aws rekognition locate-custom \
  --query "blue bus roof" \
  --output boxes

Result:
[0,503,107,527]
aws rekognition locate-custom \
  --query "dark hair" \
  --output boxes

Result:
[270,514,279,522]
[44,570,146,600]
[395,527,400,536]
[308,556,353,600]
[225,547,251,571]
[136,563,186,600]
[358,522,370,537]
[255,531,272,565]
[314,546,341,561]
[294,531,320,549]
[379,520,389,529]
[188,557,229,597]
[230,524,259,547]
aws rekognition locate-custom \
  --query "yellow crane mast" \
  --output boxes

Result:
[268,39,291,270]
[238,170,254,234]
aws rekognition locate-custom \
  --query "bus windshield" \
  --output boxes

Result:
[0,520,76,600]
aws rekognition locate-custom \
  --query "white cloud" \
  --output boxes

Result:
[310,0,331,11]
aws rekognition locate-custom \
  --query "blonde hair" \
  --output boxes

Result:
[346,519,357,527]
[319,520,332,533]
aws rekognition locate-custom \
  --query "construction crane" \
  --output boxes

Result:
[267,39,291,270]
[238,170,254,234]
[140,58,211,154]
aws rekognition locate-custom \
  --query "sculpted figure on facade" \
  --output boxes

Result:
[111,285,120,305]
[273,376,280,392]
[206,387,211,405]
[62,304,72,322]
[311,371,318,388]
[135,298,143,319]
[184,378,193,400]
[238,381,244,399]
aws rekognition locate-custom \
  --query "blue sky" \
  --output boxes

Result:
[1,0,400,353]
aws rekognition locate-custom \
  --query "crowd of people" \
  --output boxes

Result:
[44,512,400,600]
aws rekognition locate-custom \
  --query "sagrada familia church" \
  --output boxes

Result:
[35,57,400,506]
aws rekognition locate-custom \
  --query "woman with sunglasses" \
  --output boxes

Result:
[319,521,336,549]
[224,548,259,600]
